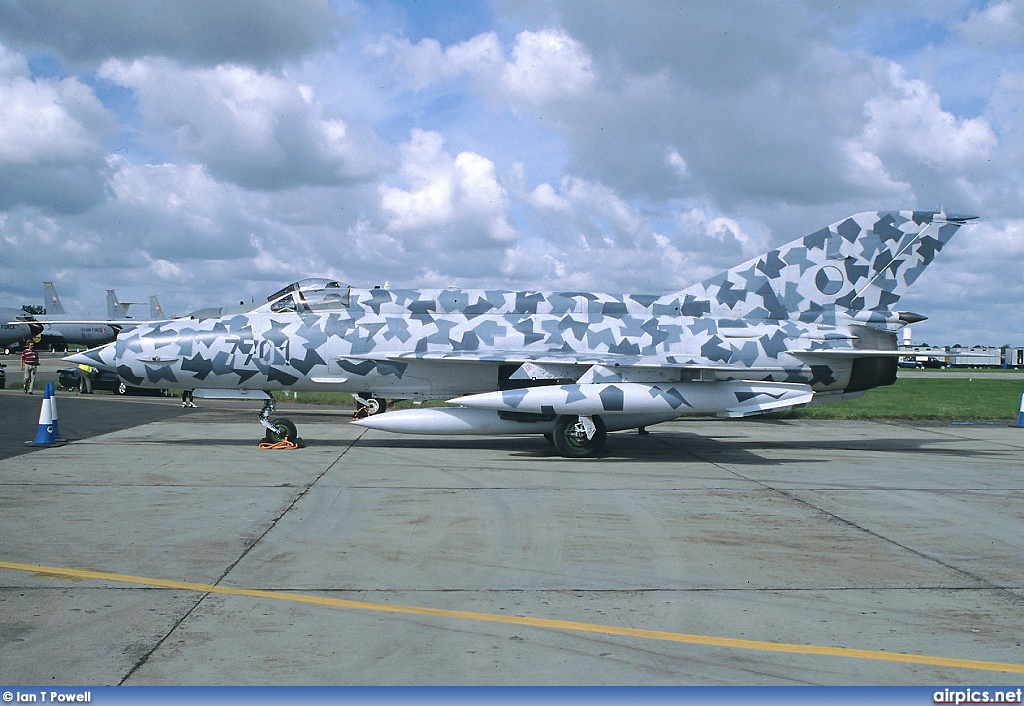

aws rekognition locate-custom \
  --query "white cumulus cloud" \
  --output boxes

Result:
[0,43,114,212]
[500,29,596,108]
[380,129,519,247]
[375,28,595,111]
[862,62,997,171]
[957,1,1024,48]
[99,58,387,190]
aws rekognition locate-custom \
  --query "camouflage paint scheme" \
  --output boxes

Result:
[70,211,969,429]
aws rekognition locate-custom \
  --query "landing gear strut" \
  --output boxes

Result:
[552,414,607,458]
[259,397,298,443]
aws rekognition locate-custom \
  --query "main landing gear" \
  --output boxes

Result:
[352,392,388,419]
[551,414,607,458]
[259,397,298,443]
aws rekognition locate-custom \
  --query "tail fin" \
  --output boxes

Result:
[149,296,166,319]
[43,282,66,315]
[107,290,123,318]
[677,211,973,323]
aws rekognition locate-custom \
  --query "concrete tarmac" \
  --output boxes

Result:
[0,395,1022,685]
[0,391,188,460]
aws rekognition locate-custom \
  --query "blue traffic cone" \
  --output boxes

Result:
[1016,387,1024,428]
[33,384,56,445]
[47,382,64,440]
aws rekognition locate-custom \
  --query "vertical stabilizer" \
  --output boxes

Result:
[43,282,66,315]
[107,290,125,318]
[675,211,973,324]
[149,296,166,319]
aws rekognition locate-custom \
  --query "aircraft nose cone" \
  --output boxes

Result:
[64,343,118,373]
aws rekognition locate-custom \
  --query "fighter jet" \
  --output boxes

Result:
[107,290,134,319]
[149,296,167,320]
[106,290,170,322]
[67,210,973,457]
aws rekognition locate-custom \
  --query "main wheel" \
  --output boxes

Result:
[264,418,298,443]
[117,382,129,395]
[552,415,606,458]
[364,397,387,415]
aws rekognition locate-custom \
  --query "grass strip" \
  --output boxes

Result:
[785,378,1024,420]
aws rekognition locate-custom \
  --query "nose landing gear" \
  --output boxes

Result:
[259,397,299,444]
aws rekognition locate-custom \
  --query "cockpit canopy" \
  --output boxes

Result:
[266,278,348,313]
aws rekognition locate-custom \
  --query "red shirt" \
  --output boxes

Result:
[21,348,39,366]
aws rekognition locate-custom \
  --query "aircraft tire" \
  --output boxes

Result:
[552,414,606,458]
[365,397,387,415]
[117,382,129,395]
[265,417,298,443]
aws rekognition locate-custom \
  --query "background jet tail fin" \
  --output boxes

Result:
[673,211,970,323]
[43,282,66,315]
[107,290,124,318]
[150,296,166,319]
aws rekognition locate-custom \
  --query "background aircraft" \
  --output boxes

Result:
[2,283,120,351]
[68,211,973,457]
[3,285,171,352]
[0,306,33,352]
[106,290,135,319]
[149,296,166,320]
[17,283,121,350]
[106,290,169,322]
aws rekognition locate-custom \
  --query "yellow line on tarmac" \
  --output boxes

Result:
[3,560,1023,675]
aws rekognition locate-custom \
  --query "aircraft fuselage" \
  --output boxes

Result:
[97,288,890,399]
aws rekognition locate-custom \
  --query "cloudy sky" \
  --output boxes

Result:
[0,0,1021,345]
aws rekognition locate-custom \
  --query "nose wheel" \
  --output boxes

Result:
[264,418,298,443]
[259,397,298,443]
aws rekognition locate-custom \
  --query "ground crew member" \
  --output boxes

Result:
[20,341,39,394]
[78,363,94,393]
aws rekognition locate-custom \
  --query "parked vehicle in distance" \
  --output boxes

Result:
[0,361,6,389]
[58,367,169,396]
